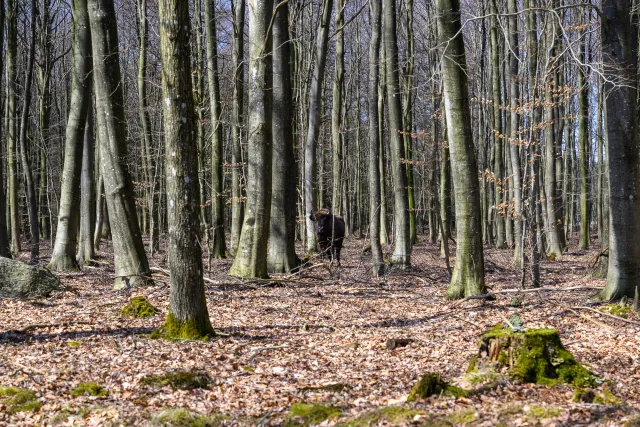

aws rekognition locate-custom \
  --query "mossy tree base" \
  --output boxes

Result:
[407,373,467,402]
[472,325,595,387]
[150,312,214,341]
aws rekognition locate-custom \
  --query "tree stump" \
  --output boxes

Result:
[469,325,595,387]
[0,257,60,298]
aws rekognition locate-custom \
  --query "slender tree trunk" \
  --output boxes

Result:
[578,11,590,250]
[158,0,213,339]
[0,0,9,258]
[599,0,640,301]
[436,0,486,298]
[50,0,92,270]
[229,0,274,278]
[205,0,227,258]
[230,0,246,256]
[268,0,299,274]
[78,101,95,264]
[383,0,411,266]
[304,0,333,253]
[331,0,344,216]
[378,45,389,245]
[88,0,151,289]
[403,0,416,245]
[6,0,20,255]
[368,0,384,276]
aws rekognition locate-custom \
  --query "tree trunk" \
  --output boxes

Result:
[50,0,92,270]
[228,0,274,278]
[436,0,486,298]
[158,0,213,339]
[268,0,299,274]
[578,11,590,250]
[0,0,9,258]
[403,0,416,245]
[87,0,151,289]
[77,101,95,265]
[6,0,20,255]
[599,0,640,301]
[331,0,344,216]
[229,0,246,256]
[368,0,384,276]
[383,0,411,267]
[205,0,227,259]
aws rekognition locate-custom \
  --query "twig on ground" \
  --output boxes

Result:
[572,306,640,327]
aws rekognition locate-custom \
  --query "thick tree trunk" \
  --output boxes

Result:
[88,0,151,289]
[383,0,411,267]
[268,0,299,274]
[158,0,213,339]
[230,0,246,256]
[205,0,227,259]
[436,0,486,298]
[368,0,384,276]
[304,0,333,254]
[600,0,640,301]
[228,0,274,278]
[50,0,92,270]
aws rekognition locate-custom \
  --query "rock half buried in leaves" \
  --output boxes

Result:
[0,257,60,299]
[469,324,595,387]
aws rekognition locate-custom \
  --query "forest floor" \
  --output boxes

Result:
[1,236,639,426]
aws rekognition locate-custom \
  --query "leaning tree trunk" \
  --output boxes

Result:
[599,0,640,301]
[229,0,246,256]
[436,0,486,298]
[228,0,274,278]
[158,0,214,339]
[205,0,227,259]
[368,0,385,277]
[6,0,20,255]
[268,1,299,274]
[0,0,9,258]
[49,0,92,270]
[383,0,411,267]
[87,0,151,289]
[304,0,333,254]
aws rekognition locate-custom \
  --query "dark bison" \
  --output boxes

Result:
[310,209,345,264]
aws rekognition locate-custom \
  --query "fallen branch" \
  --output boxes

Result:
[249,345,289,361]
[565,308,614,330]
[572,306,640,327]
[463,285,605,301]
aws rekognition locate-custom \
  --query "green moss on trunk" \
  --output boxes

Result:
[474,325,595,387]
[150,312,214,340]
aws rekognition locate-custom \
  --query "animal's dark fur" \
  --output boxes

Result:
[309,209,346,264]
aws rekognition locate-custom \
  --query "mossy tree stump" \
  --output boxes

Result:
[471,326,595,387]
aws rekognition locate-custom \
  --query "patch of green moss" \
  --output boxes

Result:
[527,405,561,419]
[67,341,81,347]
[150,312,214,341]
[285,403,342,426]
[499,403,522,417]
[480,326,595,387]
[120,296,159,318]
[447,408,478,424]
[572,387,596,403]
[141,371,211,390]
[337,406,426,426]
[407,373,468,402]
[600,304,634,318]
[70,382,108,397]
[152,408,227,426]
[0,387,41,413]
[593,389,623,406]
[466,357,478,373]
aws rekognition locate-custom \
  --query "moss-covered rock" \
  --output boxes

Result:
[152,408,227,426]
[70,382,108,397]
[474,325,595,387]
[337,406,427,426]
[0,386,41,413]
[120,296,159,318]
[141,370,211,391]
[285,403,342,426]
[407,373,468,402]
[150,312,214,340]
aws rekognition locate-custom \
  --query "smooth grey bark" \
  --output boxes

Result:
[383,0,411,266]
[578,10,590,250]
[436,0,486,298]
[0,0,8,258]
[331,0,344,216]
[50,0,92,270]
[229,0,274,278]
[600,0,640,301]
[158,0,213,338]
[88,0,151,289]
[6,0,19,255]
[78,101,95,264]
[205,0,227,258]
[268,1,299,274]
[403,0,417,246]
[304,0,333,253]
[368,0,384,276]
[230,0,246,256]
